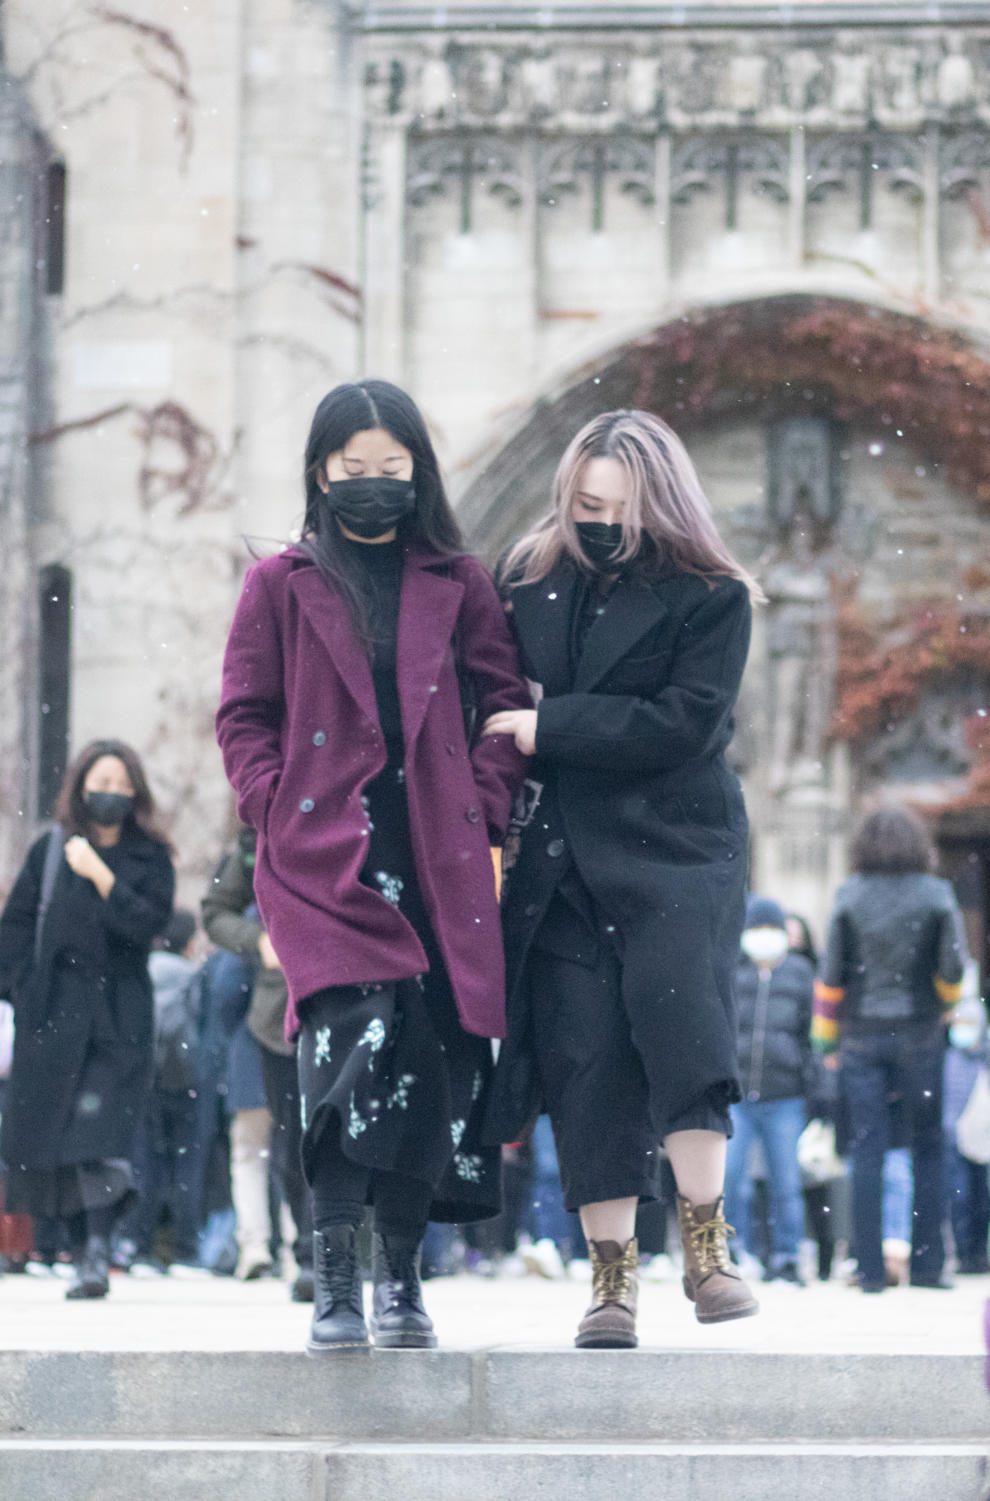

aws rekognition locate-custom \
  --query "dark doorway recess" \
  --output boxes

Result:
[37,564,72,820]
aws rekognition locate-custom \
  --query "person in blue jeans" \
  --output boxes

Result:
[815,806,967,1293]
[724,897,814,1284]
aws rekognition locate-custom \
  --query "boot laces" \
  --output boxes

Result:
[690,1211,734,1276]
[593,1244,637,1304]
[317,1243,358,1307]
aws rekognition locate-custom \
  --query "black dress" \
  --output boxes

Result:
[296,537,499,1222]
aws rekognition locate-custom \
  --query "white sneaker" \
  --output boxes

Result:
[522,1237,567,1279]
[129,1260,167,1279]
[498,1252,529,1279]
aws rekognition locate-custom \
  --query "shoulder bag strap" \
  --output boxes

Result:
[35,824,66,962]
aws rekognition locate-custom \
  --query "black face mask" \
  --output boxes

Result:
[324,477,416,539]
[84,791,134,827]
[575,521,625,571]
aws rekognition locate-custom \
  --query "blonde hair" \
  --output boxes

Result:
[500,409,765,601]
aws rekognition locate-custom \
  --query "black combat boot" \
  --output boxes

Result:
[65,1235,110,1300]
[370,1232,437,1349]
[306,1226,369,1354]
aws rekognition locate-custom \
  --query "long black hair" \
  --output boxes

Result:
[299,381,464,649]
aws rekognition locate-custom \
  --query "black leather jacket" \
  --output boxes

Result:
[820,873,966,1037]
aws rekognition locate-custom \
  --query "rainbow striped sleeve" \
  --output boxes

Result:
[812,980,844,1053]
[934,974,964,1008]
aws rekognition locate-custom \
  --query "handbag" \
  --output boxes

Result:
[956,1068,990,1165]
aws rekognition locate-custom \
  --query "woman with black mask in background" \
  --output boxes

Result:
[0,740,175,1298]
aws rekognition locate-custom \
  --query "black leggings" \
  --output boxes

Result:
[310,1133,433,1242]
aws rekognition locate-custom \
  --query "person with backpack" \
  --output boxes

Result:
[0,740,174,1299]
[128,909,206,1273]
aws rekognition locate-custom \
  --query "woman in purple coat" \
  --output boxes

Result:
[216,381,528,1353]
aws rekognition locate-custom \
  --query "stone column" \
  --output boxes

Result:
[360,120,408,381]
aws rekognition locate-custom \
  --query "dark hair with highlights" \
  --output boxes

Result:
[299,381,464,648]
[850,806,936,876]
[54,738,172,849]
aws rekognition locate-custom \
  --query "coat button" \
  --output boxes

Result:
[299,798,315,813]
[524,903,540,918]
[313,732,326,746]
[447,744,456,756]
[466,807,480,823]
[546,838,565,858]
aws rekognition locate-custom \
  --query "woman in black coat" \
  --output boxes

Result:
[483,409,763,1347]
[0,740,174,1298]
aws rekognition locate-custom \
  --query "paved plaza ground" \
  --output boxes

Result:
[1,1265,987,1357]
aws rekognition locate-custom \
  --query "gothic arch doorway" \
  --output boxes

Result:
[460,293,990,957]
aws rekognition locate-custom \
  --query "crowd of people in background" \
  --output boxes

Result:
[0,384,984,1342]
[0,783,983,1301]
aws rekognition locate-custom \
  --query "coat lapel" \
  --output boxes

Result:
[573,575,669,692]
[506,561,578,697]
[398,545,465,748]
[287,561,379,727]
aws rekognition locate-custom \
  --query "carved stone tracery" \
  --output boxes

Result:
[365,29,990,132]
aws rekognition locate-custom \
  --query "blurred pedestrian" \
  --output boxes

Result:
[724,896,814,1284]
[202,829,313,1301]
[127,909,205,1273]
[216,380,528,1352]
[0,740,174,1299]
[944,996,990,1275]
[814,806,967,1292]
[484,409,762,1348]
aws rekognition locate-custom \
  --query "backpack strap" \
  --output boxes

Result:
[35,824,66,963]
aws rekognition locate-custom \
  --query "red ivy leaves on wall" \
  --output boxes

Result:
[631,298,990,504]
[831,587,990,810]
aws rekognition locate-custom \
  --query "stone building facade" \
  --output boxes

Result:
[2,0,989,974]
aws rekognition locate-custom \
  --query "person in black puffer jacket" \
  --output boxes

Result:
[813,806,967,1294]
[724,896,814,1285]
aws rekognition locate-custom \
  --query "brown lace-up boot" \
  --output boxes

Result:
[677,1195,759,1325]
[574,1237,639,1349]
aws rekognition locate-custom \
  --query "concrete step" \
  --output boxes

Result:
[0,1348,986,1443]
[0,1438,987,1501]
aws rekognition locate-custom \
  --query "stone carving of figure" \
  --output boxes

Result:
[763,517,838,795]
[521,49,559,120]
[784,48,825,113]
[570,54,612,115]
[938,34,976,112]
[831,37,873,116]
[418,48,455,123]
[729,40,769,116]
[627,54,661,120]
[464,49,506,117]
[882,46,921,116]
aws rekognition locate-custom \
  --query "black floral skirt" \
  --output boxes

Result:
[296,759,500,1223]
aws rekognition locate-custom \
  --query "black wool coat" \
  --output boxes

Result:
[0,826,175,1172]
[485,559,752,1143]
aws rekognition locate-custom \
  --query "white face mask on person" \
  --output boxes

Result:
[740,927,789,966]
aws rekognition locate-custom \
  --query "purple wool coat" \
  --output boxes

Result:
[216,543,530,1042]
